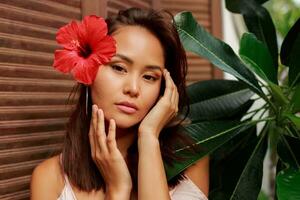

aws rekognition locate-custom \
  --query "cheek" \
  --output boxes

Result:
[91,67,117,104]
[141,84,161,112]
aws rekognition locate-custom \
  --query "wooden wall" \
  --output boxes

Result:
[0,0,222,199]
[162,0,223,84]
[0,1,80,199]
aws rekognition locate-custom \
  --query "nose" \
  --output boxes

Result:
[123,75,140,97]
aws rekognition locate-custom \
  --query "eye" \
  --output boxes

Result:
[143,75,159,82]
[111,64,127,73]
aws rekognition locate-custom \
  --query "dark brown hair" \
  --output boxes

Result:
[62,7,198,193]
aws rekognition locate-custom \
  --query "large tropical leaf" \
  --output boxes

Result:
[225,0,269,13]
[229,127,268,200]
[276,168,300,200]
[187,80,248,104]
[277,135,300,169]
[174,12,262,95]
[209,126,258,200]
[165,120,255,180]
[225,0,278,72]
[185,80,254,122]
[239,32,277,84]
[290,84,300,113]
[280,18,300,86]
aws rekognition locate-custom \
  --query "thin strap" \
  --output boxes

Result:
[59,153,78,200]
[64,174,78,200]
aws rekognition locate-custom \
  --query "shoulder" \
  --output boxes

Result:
[30,155,64,199]
[184,155,209,196]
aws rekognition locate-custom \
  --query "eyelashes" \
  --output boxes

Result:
[111,64,126,73]
[110,64,160,82]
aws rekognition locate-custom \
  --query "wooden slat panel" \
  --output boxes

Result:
[47,0,81,8]
[0,32,57,53]
[0,118,68,136]
[0,105,73,120]
[0,48,53,65]
[0,0,82,198]
[0,92,73,106]
[0,176,31,196]
[0,77,74,92]
[0,160,43,180]
[0,18,56,40]
[0,3,69,29]
[0,189,29,200]
[0,63,72,80]
[0,131,65,150]
[162,0,223,83]
[0,0,81,19]
[107,0,152,16]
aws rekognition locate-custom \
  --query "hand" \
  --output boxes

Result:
[138,69,179,138]
[89,105,132,195]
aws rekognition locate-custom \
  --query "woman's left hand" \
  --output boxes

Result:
[138,69,179,139]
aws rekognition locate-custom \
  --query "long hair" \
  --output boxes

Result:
[62,7,198,193]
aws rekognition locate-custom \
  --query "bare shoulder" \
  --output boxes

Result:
[184,155,209,196]
[30,155,64,200]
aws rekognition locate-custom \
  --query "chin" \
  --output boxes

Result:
[113,115,141,129]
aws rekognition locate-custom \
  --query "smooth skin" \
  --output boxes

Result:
[30,26,209,200]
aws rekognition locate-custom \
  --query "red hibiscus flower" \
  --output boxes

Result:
[53,15,116,85]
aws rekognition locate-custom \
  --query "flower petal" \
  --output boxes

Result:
[53,49,79,73]
[93,35,116,63]
[71,58,100,85]
[56,21,87,50]
[53,15,116,85]
[83,15,109,49]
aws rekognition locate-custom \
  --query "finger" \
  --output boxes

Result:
[166,71,178,113]
[163,69,173,101]
[89,126,95,158]
[107,119,117,153]
[92,104,98,133]
[96,109,109,154]
[89,105,97,158]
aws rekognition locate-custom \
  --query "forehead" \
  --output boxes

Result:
[111,26,165,67]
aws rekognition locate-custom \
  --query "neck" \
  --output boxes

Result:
[115,125,138,159]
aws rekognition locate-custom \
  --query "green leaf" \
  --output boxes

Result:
[165,120,254,180]
[243,6,278,71]
[239,33,277,84]
[276,168,300,200]
[226,0,278,72]
[174,12,262,95]
[209,126,258,199]
[290,84,300,113]
[187,80,248,104]
[281,18,300,86]
[229,130,267,200]
[268,82,289,105]
[277,135,300,169]
[225,0,269,13]
[285,114,300,130]
[186,80,254,122]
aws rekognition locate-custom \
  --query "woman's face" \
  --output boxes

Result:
[91,25,165,129]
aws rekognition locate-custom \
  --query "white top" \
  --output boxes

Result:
[57,174,208,200]
[58,155,208,200]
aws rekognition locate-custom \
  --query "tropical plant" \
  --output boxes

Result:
[163,0,300,199]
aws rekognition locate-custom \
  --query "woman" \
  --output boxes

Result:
[30,7,209,200]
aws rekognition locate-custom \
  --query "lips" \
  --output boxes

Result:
[115,101,138,114]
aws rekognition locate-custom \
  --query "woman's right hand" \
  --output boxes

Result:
[89,105,132,197]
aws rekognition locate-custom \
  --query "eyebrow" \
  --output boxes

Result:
[113,53,162,71]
